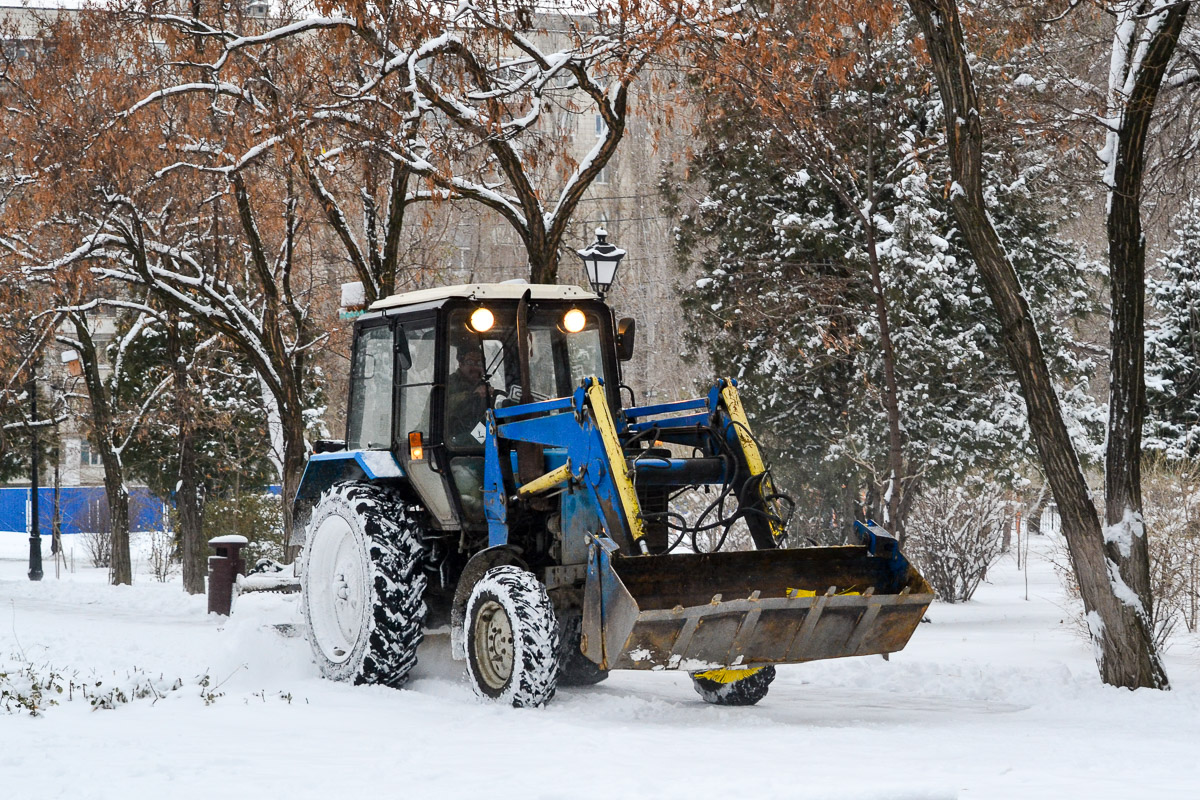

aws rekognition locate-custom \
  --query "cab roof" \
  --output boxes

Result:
[369,282,599,312]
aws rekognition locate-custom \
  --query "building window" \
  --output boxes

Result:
[595,115,607,138]
[80,440,102,466]
[556,109,576,140]
[2,39,33,62]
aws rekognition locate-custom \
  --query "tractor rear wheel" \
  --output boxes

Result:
[691,665,776,706]
[301,482,427,687]
[465,565,560,707]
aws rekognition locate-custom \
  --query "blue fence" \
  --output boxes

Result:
[0,486,166,535]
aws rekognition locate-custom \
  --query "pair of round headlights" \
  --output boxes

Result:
[468,307,587,334]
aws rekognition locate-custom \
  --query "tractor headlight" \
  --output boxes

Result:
[562,308,586,333]
[469,307,495,333]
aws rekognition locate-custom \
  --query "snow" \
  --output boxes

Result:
[1102,507,1144,559]
[2,533,1197,798]
[340,280,362,309]
[208,534,250,545]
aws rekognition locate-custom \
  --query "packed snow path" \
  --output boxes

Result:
[1,534,1196,799]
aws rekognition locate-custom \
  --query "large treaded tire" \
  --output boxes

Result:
[465,565,560,707]
[301,482,427,688]
[556,612,608,687]
[691,666,776,706]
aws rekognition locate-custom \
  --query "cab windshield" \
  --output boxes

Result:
[444,305,608,451]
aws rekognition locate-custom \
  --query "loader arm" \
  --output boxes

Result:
[621,378,788,549]
[481,376,647,553]
[482,377,786,553]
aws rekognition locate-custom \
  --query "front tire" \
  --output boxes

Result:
[691,665,776,706]
[556,612,608,686]
[465,566,560,707]
[301,483,427,687]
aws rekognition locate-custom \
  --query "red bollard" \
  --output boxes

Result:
[207,535,248,616]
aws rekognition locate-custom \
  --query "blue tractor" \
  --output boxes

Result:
[294,283,932,706]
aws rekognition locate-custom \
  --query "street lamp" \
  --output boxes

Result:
[577,228,626,299]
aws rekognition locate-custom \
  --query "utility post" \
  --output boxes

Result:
[28,370,43,582]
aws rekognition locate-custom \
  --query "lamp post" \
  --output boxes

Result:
[576,228,626,300]
[28,373,42,582]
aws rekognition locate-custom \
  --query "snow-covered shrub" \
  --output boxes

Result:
[1,657,217,716]
[1049,459,1200,649]
[0,659,68,717]
[147,528,178,583]
[904,482,1007,602]
[202,492,285,565]
[82,528,111,569]
[787,499,849,547]
[1140,457,1200,641]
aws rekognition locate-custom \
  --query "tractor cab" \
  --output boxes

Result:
[338,283,628,533]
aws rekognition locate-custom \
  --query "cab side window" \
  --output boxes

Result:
[347,325,394,450]
[397,323,436,447]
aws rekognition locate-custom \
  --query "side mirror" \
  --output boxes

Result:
[395,328,413,371]
[615,317,636,361]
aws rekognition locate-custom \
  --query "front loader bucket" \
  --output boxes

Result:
[581,540,933,671]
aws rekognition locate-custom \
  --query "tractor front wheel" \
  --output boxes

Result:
[301,482,427,687]
[465,566,560,707]
[691,665,776,706]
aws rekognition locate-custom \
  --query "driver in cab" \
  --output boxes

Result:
[447,347,491,447]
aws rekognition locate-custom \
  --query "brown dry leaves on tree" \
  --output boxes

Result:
[123,0,715,283]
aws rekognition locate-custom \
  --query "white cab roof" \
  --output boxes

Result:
[370,282,599,311]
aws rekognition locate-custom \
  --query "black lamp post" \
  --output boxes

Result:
[576,228,626,300]
[28,373,42,582]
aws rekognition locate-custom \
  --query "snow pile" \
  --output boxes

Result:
[0,532,1197,798]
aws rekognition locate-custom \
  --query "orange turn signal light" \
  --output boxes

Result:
[409,431,424,461]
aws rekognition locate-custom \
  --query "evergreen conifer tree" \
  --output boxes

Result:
[1146,200,1200,460]
[667,14,1100,537]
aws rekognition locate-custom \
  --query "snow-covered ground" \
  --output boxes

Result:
[1,533,1196,800]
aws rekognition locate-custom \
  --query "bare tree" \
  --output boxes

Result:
[907,0,1168,688]
[1093,2,1190,681]
[52,300,171,585]
[133,0,709,288]
[0,7,331,548]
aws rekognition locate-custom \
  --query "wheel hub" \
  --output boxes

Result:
[474,599,514,690]
[306,515,366,665]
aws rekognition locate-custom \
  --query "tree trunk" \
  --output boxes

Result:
[1102,2,1188,686]
[72,314,133,585]
[908,0,1168,688]
[1026,486,1049,539]
[865,231,907,542]
[526,236,559,285]
[169,320,206,595]
[176,425,205,592]
[105,472,132,586]
[280,403,307,561]
[861,24,906,543]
